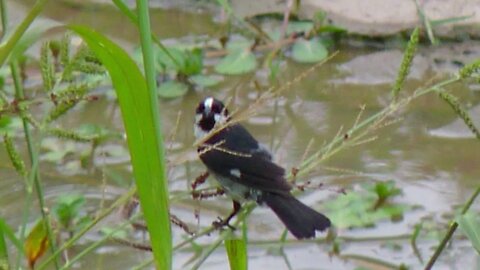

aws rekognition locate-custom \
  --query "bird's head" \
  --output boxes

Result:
[194,97,229,139]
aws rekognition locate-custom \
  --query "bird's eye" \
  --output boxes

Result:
[211,102,222,113]
[196,102,205,114]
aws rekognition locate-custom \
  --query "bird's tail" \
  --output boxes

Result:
[262,192,331,239]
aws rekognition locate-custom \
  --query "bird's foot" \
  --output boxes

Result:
[212,217,236,230]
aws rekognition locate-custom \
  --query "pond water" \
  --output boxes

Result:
[2,1,480,269]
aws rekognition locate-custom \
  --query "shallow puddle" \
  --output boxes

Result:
[2,1,480,269]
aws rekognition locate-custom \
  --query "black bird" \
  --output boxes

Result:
[194,97,331,239]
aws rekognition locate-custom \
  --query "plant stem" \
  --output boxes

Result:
[136,1,172,269]
[10,60,60,269]
[0,0,48,66]
[297,76,460,179]
[37,187,137,270]
[341,253,405,269]
[111,0,181,68]
[0,0,7,41]
[59,221,130,270]
[424,186,480,270]
[0,224,8,270]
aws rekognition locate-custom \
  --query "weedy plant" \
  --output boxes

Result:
[1,0,480,270]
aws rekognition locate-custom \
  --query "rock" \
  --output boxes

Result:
[232,0,480,38]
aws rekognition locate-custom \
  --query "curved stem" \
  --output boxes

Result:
[424,186,480,270]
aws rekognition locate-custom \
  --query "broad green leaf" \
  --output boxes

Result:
[324,182,408,228]
[25,219,50,269]
[156,46,186,72]
[215,49,256,75]
[53,194,85,229]
[158,80,189,98]
[190,74,223,87]
[182,48,203,75]
[225,38,253,52]
[70,25,171,270]
[291,38,328,63]
[225,238,247,270]
[0,218,23,255]
[458,213,480,254]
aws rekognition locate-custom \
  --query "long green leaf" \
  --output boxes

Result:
[0,225,7,270]
[69,25,171,270]
[458,213,480,254]
[0,0,48,66]
[225,238,247,270]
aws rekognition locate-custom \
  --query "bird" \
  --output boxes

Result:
[194,96,331,239]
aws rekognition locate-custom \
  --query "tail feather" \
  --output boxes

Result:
[262,193,331,239]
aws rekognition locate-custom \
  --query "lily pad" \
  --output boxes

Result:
[215,48,256,75]
[291,38,328,63]
[324,181,408,228]
[157,80,189,98]
[190,74,223,87]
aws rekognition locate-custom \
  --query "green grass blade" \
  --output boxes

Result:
[457,213,480,254]
[0,0,48,66]
[0,218,10,269]
[225,238,248,270]
[0,0,7,41]
[69,25,171,270]
[111,0,180,69]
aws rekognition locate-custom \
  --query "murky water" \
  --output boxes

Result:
[2,1,480,269]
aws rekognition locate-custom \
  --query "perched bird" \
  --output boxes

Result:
[194,97,331,239]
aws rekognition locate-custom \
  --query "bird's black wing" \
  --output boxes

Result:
[199,124,291,194]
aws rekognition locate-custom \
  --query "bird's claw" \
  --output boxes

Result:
[212,217,236,230]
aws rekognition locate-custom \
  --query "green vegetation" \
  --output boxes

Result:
[0,0,479,269]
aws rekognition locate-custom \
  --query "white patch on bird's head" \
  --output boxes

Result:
[194,124,208,139]
[194,97,229,140]
[214,112,227,125]
[204,97,214,113]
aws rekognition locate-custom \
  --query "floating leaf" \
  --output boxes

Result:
[25,220,50,269]
[291,38,328,63]
[156,47,185,72]
[158,80,189,98]
[181,48,203,76]
[324,182,408,228]
[190,74,222,87]
[225,238,247,270]
[215,49,256,75]
[458,213,480,254]
[53,194,85,229]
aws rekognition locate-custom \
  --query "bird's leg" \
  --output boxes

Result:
[213,200,241,230]
[191,171,209,191]
[192,187,225,200]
